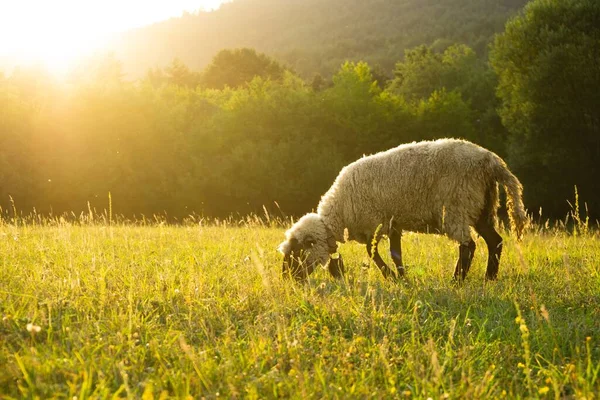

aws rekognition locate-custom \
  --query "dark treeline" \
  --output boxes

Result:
[1,0,598,221]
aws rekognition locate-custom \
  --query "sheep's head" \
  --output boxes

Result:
[278,213,337,282]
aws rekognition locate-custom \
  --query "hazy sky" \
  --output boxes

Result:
[0,1,226,74]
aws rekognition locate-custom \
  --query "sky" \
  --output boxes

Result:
[0,1,226,75]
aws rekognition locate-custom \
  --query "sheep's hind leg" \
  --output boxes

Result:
[453,239,476,281]
[389,226,406,277]
[366,237,396,280]
[475,219,503,280]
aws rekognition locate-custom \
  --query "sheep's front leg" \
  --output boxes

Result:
[328,254,345,279]
[389,226,406,277]
[366,237,396,280]
[453,239,476,281]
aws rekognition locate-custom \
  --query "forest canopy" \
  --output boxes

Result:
[1,0,598,221]
[108,0,529,79]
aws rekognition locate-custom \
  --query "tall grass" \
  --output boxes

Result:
[0,213,599,398]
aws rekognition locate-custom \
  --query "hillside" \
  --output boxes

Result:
[110,0,529,79]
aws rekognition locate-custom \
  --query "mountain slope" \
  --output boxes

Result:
[110,0,529,79]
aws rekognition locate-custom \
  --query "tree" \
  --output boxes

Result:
[164,58,202,88]
[144,67,166,88]
[69,53,125,86]
[310,73,326,92]
[109,0,529,80]
[390,44,488,104]
[389,45,445,101]
[321,62,390,156]
[490,0,600,217]
[388,44,506,154]
[409,89,475,142]
[0,80,36,212]
[201,48,288,89]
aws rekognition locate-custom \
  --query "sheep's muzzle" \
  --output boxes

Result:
[282,250,314,282]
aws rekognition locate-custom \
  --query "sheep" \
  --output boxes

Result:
[278,138,527,282]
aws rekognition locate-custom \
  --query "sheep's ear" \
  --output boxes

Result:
[303,235,316,248]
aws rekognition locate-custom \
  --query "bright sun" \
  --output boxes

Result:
[0,1,225,77]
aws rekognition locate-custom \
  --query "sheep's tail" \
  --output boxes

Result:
[493,156,528,240]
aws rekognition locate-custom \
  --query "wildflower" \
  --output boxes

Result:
[538,386,549,395]
[26,323,41,333]
[540,305,550,322]
[517,362,525,368]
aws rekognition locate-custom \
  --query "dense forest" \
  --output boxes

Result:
[1,0,598,221]
[110,0,529,79]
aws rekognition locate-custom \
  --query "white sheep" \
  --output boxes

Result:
[278,138,527,282]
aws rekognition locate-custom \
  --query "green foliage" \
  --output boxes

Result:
[189,74,347,215]
[390,45,447,101]
[491,0,600,217]
[109,0,528,79]
[1,37,598,219]
[320,62,390,155]
[409,89,475,142]
[144,58,204,89]
[390,44,507,154]
[162,58,203,89]
[1,55,495,218]
[0,81,36,208]
[69,53,125,86]
[0,220,599,397]
[200,48,288,90]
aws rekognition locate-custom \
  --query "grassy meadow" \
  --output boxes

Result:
[0,215,599,399]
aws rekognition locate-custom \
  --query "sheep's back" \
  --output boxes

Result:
[319,139,494,241]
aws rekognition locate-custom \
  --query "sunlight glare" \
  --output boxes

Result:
[0,1,226,77]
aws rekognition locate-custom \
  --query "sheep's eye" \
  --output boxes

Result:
[305,239,316,248]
